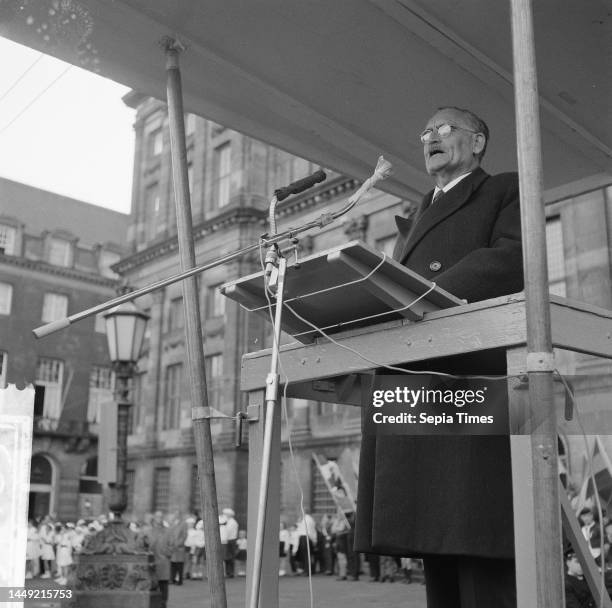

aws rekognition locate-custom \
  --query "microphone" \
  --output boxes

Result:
[274,169,327,202]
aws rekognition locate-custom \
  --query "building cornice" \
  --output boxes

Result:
[276,175,358,219]
[114,175,359,274]
[113,206,268,274]
[0,253,119,288]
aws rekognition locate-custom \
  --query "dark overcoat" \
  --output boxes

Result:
[354,167,523,559]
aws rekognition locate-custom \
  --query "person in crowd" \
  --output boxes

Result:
[344,512,360,581]
[400,557,414,584]
[169,513,188,586]
[288,524,300,574]
[355,106,523,608]
[25,519,40,579]
[315,514,333,575]
[331,511,350,581]
[39,517,56,579]
[565,549,595,608]
[73,519,89,554]
[579,507,603,561]
[183,516,198,580]
[603,521,612,569]
[219,512,230,576]
[295,512,317,574]
[144,511,173,608]
[54,523,73,585]
[236,529,247,576]
[192,519,206,579]
[279,521,290,576]
[223,508,239,578]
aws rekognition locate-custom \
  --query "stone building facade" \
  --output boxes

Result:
[117,93,612,526]
[0,178,129,521]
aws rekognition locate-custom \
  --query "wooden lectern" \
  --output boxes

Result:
[223,242,612,608]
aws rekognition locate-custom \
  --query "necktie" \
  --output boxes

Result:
[431,190,443,205]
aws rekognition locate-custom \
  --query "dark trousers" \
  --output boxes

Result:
[158,580,169,608]
[224,539,237,577]
[423,556,516,608]
[170,561,184,584]
[296,536,314,572]
[366,553,380,580]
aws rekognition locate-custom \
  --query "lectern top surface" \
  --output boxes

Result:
[221,240,463,343]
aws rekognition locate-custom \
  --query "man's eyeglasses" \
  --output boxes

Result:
[420,123,480,143]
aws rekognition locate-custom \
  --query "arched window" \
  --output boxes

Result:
[30,454,53,485]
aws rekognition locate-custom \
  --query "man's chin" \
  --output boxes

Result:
[425,158,448,176]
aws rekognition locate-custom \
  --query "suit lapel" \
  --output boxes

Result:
[395,167,489,264]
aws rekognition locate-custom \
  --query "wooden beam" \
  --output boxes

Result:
[241,297,528,390]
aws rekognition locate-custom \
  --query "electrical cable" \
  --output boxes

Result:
[0,53,44,103]
[0,64,72,136]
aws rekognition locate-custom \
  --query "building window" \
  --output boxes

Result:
[375,235,396,257]
[167,297,184,332]
[162,363,183,430]
[0,282,13,315]
[48,237,71,267]
[0,351,7,388]
[126,469,135,514]
[213,143,232,208]
[153,467,171,512]
[546,216,566,297]
[42,293,68,323]
[0,224,16,255]
[146,183,163,240]
[206,284,225,319]
[34,358,64,420]
[148,128,163,158]
[87,366,114,424]
[205,354,223,410]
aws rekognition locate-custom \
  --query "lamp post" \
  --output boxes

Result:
[103,301,149,519]
[74,301,160,608]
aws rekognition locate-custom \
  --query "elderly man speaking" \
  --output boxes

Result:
[355,106,523,608]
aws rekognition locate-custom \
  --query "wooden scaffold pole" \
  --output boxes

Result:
[163,38,228,608]
[509,0,564,605]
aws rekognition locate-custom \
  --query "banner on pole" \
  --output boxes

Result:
[312,453,356,514]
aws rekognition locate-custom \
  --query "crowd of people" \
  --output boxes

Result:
[25,506,421,591]
[278,510,422,584]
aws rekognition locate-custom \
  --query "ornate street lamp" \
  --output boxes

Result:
[74,301,160,607]
[103,301,149,518]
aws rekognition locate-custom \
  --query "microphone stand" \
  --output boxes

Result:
[248,246,287,608]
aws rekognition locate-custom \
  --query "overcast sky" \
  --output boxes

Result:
[0,36,135,214]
